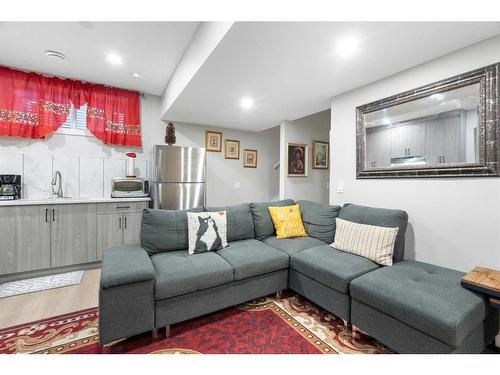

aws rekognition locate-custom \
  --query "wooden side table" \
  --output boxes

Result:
[462,266,500,352]
[461,266,500,302]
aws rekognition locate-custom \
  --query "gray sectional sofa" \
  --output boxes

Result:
[99,199,499,353]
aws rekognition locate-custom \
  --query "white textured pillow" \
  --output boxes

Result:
[331,218,398,266]
[187,211,228,255]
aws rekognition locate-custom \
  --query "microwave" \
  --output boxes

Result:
[111,177,149,198]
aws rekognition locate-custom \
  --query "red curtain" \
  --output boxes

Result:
[0,67,76,139]
[82,84,141,147]
[0,66,141,147]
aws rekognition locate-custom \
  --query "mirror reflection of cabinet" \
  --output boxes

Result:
[425,115,461,164]
[366,129,391,168]
[391,123,426,159]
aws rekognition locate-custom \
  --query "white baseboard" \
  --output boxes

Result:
[495,334,500,348]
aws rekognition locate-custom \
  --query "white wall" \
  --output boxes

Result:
[330,35,500,272]
[151,121,280,206]
[280,110,330,203]
[0,94,163,199]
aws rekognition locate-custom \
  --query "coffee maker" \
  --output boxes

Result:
[0,174,22,200]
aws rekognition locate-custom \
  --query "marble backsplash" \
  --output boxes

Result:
[0,152,149,200]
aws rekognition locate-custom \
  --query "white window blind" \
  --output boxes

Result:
[58,104,90,135]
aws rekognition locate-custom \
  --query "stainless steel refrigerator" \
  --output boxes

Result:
[153,145,206,210]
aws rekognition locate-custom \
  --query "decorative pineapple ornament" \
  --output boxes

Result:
[165,122,176,145]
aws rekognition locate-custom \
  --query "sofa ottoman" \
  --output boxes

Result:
[350,260,499,353]
[289,245,379,321]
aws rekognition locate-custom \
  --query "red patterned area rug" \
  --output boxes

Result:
[0,292,391,354]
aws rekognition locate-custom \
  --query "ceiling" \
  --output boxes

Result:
[165,22,500,131]
[0,22,199,95]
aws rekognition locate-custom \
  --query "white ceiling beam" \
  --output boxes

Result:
[160,21,234,120]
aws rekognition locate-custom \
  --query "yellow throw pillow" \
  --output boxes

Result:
[268,204,308,239]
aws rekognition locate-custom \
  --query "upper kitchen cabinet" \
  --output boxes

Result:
[390,123,426,160]
[0,205,51,274]
[366,128,391,168]
[425,113,465,165]
[50,203,97,268]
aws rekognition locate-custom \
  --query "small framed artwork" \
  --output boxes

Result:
[312,140,329,169]
[287,143,308,177]
[243,149,258,168]
[205,131,222,152]
[224,139,240,159]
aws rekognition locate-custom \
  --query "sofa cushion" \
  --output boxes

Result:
[249,199,295,240]
[297,200,341,243]
[141,207,204,255]
[151,250,233,300]
[216,239,289,280]
[290,245,379,294]
[263,236,326,256]
[205,203,255,242]
[100,245,155,289]
[350,260,490,347]
[332,218,398,266]
[187,211,228,254]
[268,204,308,239]
[339,203,408,261]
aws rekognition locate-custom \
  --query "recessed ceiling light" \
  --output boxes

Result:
[106,52,123,66]
[45,50,65,62]
[335,35,360,59]
[383,118,391,125]
[132,72,141,78]
[240,97,254,110]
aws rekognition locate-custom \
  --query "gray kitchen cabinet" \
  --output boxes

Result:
[426,115,461,164]
[96,213,124,260]
[366,128,392,168]
[123,212,142,245]
[391,123,426,159]
[96,201,148,260]
[50,204,97,268]
[0,205,51,274]
[0,199,149,276]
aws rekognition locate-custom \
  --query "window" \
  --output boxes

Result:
[57,104,91,136]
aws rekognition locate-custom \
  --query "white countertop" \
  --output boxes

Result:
[0,197,151,207]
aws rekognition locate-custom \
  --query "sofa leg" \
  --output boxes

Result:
[351,325,358,339]
[164,325,171,338]
[152,328,159,339]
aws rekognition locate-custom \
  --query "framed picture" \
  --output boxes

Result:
[205,131,222,152]
[312,140,329,169]
[287,143,308,177]
[224,139,240,159]
[243,149,258,168]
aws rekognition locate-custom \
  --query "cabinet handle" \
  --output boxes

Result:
[407,148,410,156]
[116,206,131,209]
[45,208,48,222]
[443,156,445,163]
[52,209,55,221]
[119,217,122,229]
[124,216,127,230]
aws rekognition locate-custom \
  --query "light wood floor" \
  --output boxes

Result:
[0,268,100,329]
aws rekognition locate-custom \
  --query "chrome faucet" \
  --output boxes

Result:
[51,170,63,199]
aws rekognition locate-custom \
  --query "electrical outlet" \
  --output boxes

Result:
[337,182,344,194]
[233,181,241,189]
